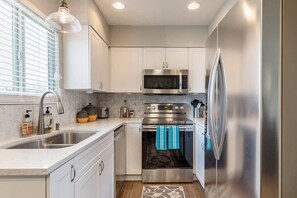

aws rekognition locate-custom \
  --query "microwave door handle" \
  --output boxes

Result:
[179,72,182,92]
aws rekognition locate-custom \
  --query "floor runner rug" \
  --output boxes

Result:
[141,185,186,198]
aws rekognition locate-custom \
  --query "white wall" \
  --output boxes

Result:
[109,26,208,47]
[67,0,110,44]
[22,0,58,16]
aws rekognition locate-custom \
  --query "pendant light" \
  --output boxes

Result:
[46,0,81,33]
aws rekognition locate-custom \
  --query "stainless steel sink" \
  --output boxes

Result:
[7,132,97,149]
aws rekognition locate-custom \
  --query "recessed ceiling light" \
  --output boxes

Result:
[188,2,200,10]
[113,2,125,9]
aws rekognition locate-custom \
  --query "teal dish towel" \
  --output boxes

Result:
[168,126,180,150]
[156,126,167,150]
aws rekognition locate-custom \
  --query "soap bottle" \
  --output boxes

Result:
[120,100,129,118]
[21,110,33,136]
[44,107,54,133]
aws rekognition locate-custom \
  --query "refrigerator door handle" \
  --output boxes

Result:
[208,49,221,160]
[216,53,227,160]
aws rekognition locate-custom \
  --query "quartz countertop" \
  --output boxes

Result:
[0,118,142,176]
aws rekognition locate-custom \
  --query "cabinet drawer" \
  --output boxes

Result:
[74,132,113,181]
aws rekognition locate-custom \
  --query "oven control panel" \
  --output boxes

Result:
[144,103,187,113]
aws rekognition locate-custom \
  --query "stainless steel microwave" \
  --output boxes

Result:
[143,69,188,95]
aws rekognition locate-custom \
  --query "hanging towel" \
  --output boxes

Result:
[168,126,180,150]
[156,125,167,150]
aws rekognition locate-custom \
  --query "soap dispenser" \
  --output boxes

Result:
[21,110,33,136]
[44,107,54,133]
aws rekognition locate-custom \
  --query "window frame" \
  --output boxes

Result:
[0,0,61,104]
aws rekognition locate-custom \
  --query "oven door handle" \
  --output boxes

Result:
[142,126,193,132]
[179,72,182,93]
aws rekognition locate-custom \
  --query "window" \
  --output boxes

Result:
[0,0,59,96]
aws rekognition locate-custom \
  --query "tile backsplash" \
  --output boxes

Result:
[97,93,206,118]
[0,91,206,142]
[0,90,98,141]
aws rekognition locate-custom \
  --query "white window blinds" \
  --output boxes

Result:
[0,0,59,95]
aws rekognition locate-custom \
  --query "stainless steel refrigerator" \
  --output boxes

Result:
[204,0,283,197]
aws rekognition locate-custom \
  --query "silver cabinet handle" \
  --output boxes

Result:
[99,163,102,175]
[71,164,76,182]
[162,62,165,68]
[201,143,205,151]
[99,160,104,175]
[99,82,103,89]
[166,62,169,68]
[140,85,142,91]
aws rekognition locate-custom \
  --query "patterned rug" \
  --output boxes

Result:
[141,186,186,198]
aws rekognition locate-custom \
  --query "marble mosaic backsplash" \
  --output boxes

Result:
[0,90,98,141]
[97,93,206,118]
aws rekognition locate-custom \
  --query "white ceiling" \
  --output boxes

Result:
[94,0,226,26]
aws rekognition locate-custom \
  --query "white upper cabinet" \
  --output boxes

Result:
[143,48,166,69]
[165,48,188,69]
[143,48,188,69]
[63,26,108,92]
[110,48,143,93]
[189,48,206,93]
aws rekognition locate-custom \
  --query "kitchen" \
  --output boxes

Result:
[0,0,296,197]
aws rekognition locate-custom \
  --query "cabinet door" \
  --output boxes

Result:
[99,40,109,92]
[90,28,101,91]
[196,125,205,188]
[49,160,74,198]
[110,48,143,93]
[98,145,114,198]
[166,48,188,69]
[74,162,99,198]
[126,124,142,175]
[189,48,206,93]
[143,48,166,69]
[63,26,89,90]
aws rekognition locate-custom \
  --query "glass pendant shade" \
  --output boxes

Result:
[46,1,81,33]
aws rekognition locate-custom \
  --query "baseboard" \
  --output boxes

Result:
[126,175,142,181]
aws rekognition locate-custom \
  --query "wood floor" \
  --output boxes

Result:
[117,181,205,198]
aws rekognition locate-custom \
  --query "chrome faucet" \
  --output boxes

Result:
[38,90,64,135]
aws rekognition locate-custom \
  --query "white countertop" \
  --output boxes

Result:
[0,118,142,176]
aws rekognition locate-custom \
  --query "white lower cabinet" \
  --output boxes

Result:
[195,124,205,188]
[98,145,114,197]
[48,132,114,198]
[75,162,100,198]
[49,160,74,198]
[126,124,142,175]
[74,144,114,198]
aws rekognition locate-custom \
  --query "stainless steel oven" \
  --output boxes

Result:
[143,69,188,95]
[142,103,194,183]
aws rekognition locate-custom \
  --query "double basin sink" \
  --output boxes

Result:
[7,132,97,149]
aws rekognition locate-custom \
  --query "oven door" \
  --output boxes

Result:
[142,125,193,169]
[143,69,188,94]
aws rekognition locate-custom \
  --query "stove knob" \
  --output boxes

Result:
[180,106,184,110]
[146,106,150,110]
[174,106,179,110]
[152,106,156,110]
